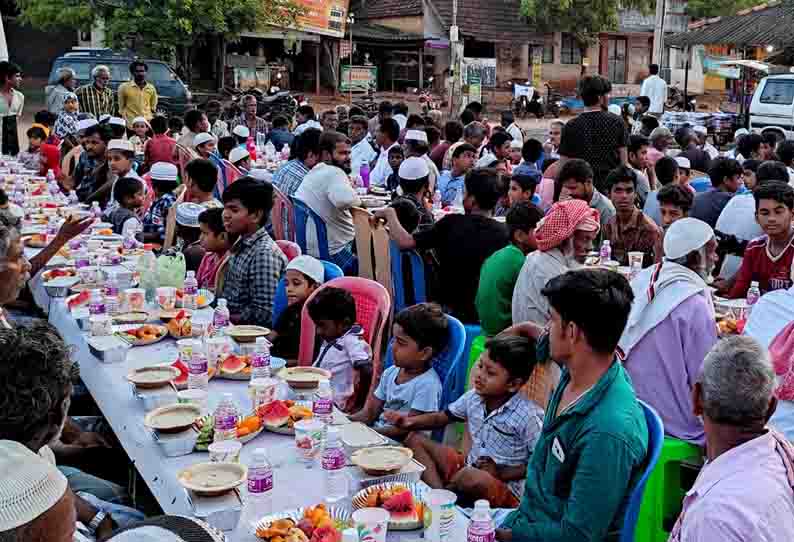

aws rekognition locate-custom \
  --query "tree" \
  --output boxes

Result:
[686,0,763,19]
[16,0,305,83]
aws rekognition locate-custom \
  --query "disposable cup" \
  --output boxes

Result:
[249,377,280,412]
[628,251,644,270]
[353,508,390,542]
[157,286,176,310]
[177,338,196,364]
[424,489,457,542]
[178,388,208,413]
[294,419,324,467]
[208,440,242,463]
[125,288,145,311]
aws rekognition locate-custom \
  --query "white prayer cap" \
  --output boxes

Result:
[0,440,68,531]
[405,129,428,143]
[108,139,134,153]
[608,104,622,116]
[693,125,707,135]
[176,202,204,227]
[674,156,691,169]
[99,114,111,123]
[131,116,149,126]
[734,128,749,140]
[286,255,325,285]
[663,217,714,260]
[150,162,179,182]
[248,168,273,183]
[193,132,215,147]
[232,125,250,138]
[109,116,127,127]
[229,147,250,164]
[510,139,523,149]
[398,156,430,180]
[77,118,98,132]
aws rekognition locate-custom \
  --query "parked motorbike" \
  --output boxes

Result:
[512,82,561,119]
[666,86,696,112]
[222,84,299,122]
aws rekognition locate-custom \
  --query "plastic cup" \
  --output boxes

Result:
[125,288,145,311]
[157,286,176,310]
[424,489,457,542]
[89,314,112,337]
[208,440,242,463]
[352,508,390,542]
[628,251,644,270]
[249,377,280,412]
[178,388,208,413]
[294,419,324,467]
[205,336,231,371]
[177,338,195,364]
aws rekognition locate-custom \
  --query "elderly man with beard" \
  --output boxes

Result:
[511,199,600,327]
[618,217,719,446]
[294,131,361,273]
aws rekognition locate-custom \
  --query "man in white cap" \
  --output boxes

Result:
[174,202,206,271]
[143,162,179,243]
[674,155,692,186]
[391,156,434,230]
[618,217,719,445]
[0,440,74,542]
[725,128,749,161]
[404,128,439,193]
[229,146,251,174]
[107,116,127,139]
[693,124,718,159]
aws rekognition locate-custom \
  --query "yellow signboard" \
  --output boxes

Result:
[294,0,350,38]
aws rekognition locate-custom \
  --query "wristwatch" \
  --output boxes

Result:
[87,510,108,534]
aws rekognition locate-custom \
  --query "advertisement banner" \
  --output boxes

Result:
[340,65,378,92]
[462,58,496,88]
[532,48,543,88]
[294,0,350,38]
[701,51,741,79]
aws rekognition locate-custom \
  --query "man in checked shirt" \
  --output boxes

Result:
[220,177,287,326]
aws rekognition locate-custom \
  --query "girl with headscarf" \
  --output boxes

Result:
[53,92,79,141]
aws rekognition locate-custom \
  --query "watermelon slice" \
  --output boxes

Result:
[172,360,188,389]
[258,400,291,427]
[68,290,91,310]
[221,354,246,375]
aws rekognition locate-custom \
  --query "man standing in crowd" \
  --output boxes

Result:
[543,119,564,159]
[619,217,718,445]
[47,67,76,116]
[118,60,158,127]
[370,118,400,187]
[558,159,616,230]
[206,100,228,139]
[677,128,711,173]
[693,125,719,159]
[294,105,323,136]
[512,199,599,326]
[558,75,628,194]
[0,61,24,156]
[632,96,650,133]
[640,63,667,117]
[498,268,648,542]
[350,115,377,176]
[627,134,653,206]
[368,101,392,137]
[75,65,117,120]
[443,121,486,170]
[231,95,267,141]
[502,110,524,146]
[669,336,794,541]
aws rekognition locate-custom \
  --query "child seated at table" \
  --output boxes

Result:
[385,335,543,508]
[350,303,447,439]
[142,162,179,244]
[185,159,223,209]
[174,202,206,272]
[108,176,144,236]
[307,286,372,412]
[385,146,405,192]
[269,255,325,362]
[196,207,234,290]
[17,126,45,171]
[0,189,21,229]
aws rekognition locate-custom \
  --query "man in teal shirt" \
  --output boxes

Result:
[498,268,648,542]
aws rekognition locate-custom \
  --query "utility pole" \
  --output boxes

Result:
[449,0,460,115]
[0,15,7,61]
[347,14,355,105]
[652,0,666,66]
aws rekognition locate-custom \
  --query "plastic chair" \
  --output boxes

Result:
[272,185,295,241]
[173,143,196,182]
[390,240,427,313]
[292,197,331,260]
[633,437,703,542]
[221,159,243,186]
[351,207,376,280]
[620,400,665,542]
[689,176,712,193]
[275,240,301,262]
[272,260,343,327]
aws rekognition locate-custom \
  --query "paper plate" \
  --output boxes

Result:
[144,403,202,433]
[251,506,352,537]
[341,422,389,449]
[113,311,150,325]
[351,482,426,530]
[351,446,414,476]
[177,462,247,496]
[277,367,332,389]
[116,324,168,346]
[226,325,270,343]
[127,365,181,389]
[42,268,77,282]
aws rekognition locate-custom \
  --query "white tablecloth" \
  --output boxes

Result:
[30,274,470,541]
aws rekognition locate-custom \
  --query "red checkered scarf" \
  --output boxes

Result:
[535,199,600,252]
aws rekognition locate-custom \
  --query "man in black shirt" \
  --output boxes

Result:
[374,167,509,323]
[558,75,628,194]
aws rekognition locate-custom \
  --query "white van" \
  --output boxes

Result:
[749,74,794,141]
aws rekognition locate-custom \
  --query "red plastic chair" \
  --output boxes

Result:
[298,277,391,404]
[276,240,301,262]
[271,185,295,241]
[222,160,243,186]
[173,143,196,183]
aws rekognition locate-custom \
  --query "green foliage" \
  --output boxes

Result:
[16,0,94,30]
[686,0,761,19]
[520,0,654,43]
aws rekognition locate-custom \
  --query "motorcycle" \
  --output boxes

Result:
[222,78,299,122]
[512,81,561,119]
[666,86,696,112]
[418,76,441,114]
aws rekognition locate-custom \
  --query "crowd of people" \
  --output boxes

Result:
[2,54,794,541]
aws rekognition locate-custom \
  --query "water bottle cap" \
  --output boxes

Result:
[186,271,195,278]
[253,448,268,462]
[603,240,610,246]
[750,281,759,288]
[474,499,490,510]
[318,378,331,391]
[217,298,227,307]
[255,336,268,346]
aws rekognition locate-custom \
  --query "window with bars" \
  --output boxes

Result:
[561,34,582,65]
[606,37,627,84]
[531,45,554,64]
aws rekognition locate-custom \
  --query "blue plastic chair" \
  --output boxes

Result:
[291,197,331,260]
[689,176,712,193]
[272,260,344,326]
[390,240,427,313]
[620,400,665,542]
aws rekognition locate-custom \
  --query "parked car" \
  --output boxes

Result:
[46,48,192,117]
[749,74,794,141]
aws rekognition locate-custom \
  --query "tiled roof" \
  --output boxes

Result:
[427,0,542,43]
[353,0,423,20]
[346,22,424,41]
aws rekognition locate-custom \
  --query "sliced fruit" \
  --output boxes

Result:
[382,490,416,518]
[221,354,247,374]
[172,360,189,388]
[258,400,291,427]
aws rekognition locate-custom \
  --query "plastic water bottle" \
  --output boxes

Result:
[452,188,464,209]
[138,249,158,303]
[88,289,106,316]
[68,190,79,206]
[251,336,272,379]
[237,448,273,536]
[313,378,334,428]
[246,137,258,162]
[600,240,612,263]
[432,190,442,211]
[213,393,240,442]
[188,342,209,391]
[322,426,347,504]
[183,271,198,310]
[467,500,496,542]
[104,270,119,314]
[46,168,55,183]
[90,201,102,221]
[264,141,276,163]
[212,298,230,336]
[746,281,761,318]
[281,143,291,161]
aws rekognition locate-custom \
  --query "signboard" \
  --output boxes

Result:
[702,52,741,79]
[340,65,377,92]
[462,58,496,88]
[294,0,350,38]
[468,70,482,104]
[531,48,542,88]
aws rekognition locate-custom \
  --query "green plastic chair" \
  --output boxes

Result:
[633,436,703,542]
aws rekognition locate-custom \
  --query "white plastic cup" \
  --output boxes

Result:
[157,286,177,310]
[352,508,390,542]
[176,338,195,365]
[249,377,279,412]
[125,288,145,311]
[628,251,644,270]
[208,440,242,463]
[424,489,457,542]
[177,388,208,413]
[294,419,324,467]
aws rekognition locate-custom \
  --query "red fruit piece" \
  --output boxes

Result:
[382,490,415,515]
[310,526,341,542]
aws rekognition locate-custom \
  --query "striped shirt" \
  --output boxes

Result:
[229,114,268,138]
[74,84,117,119]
